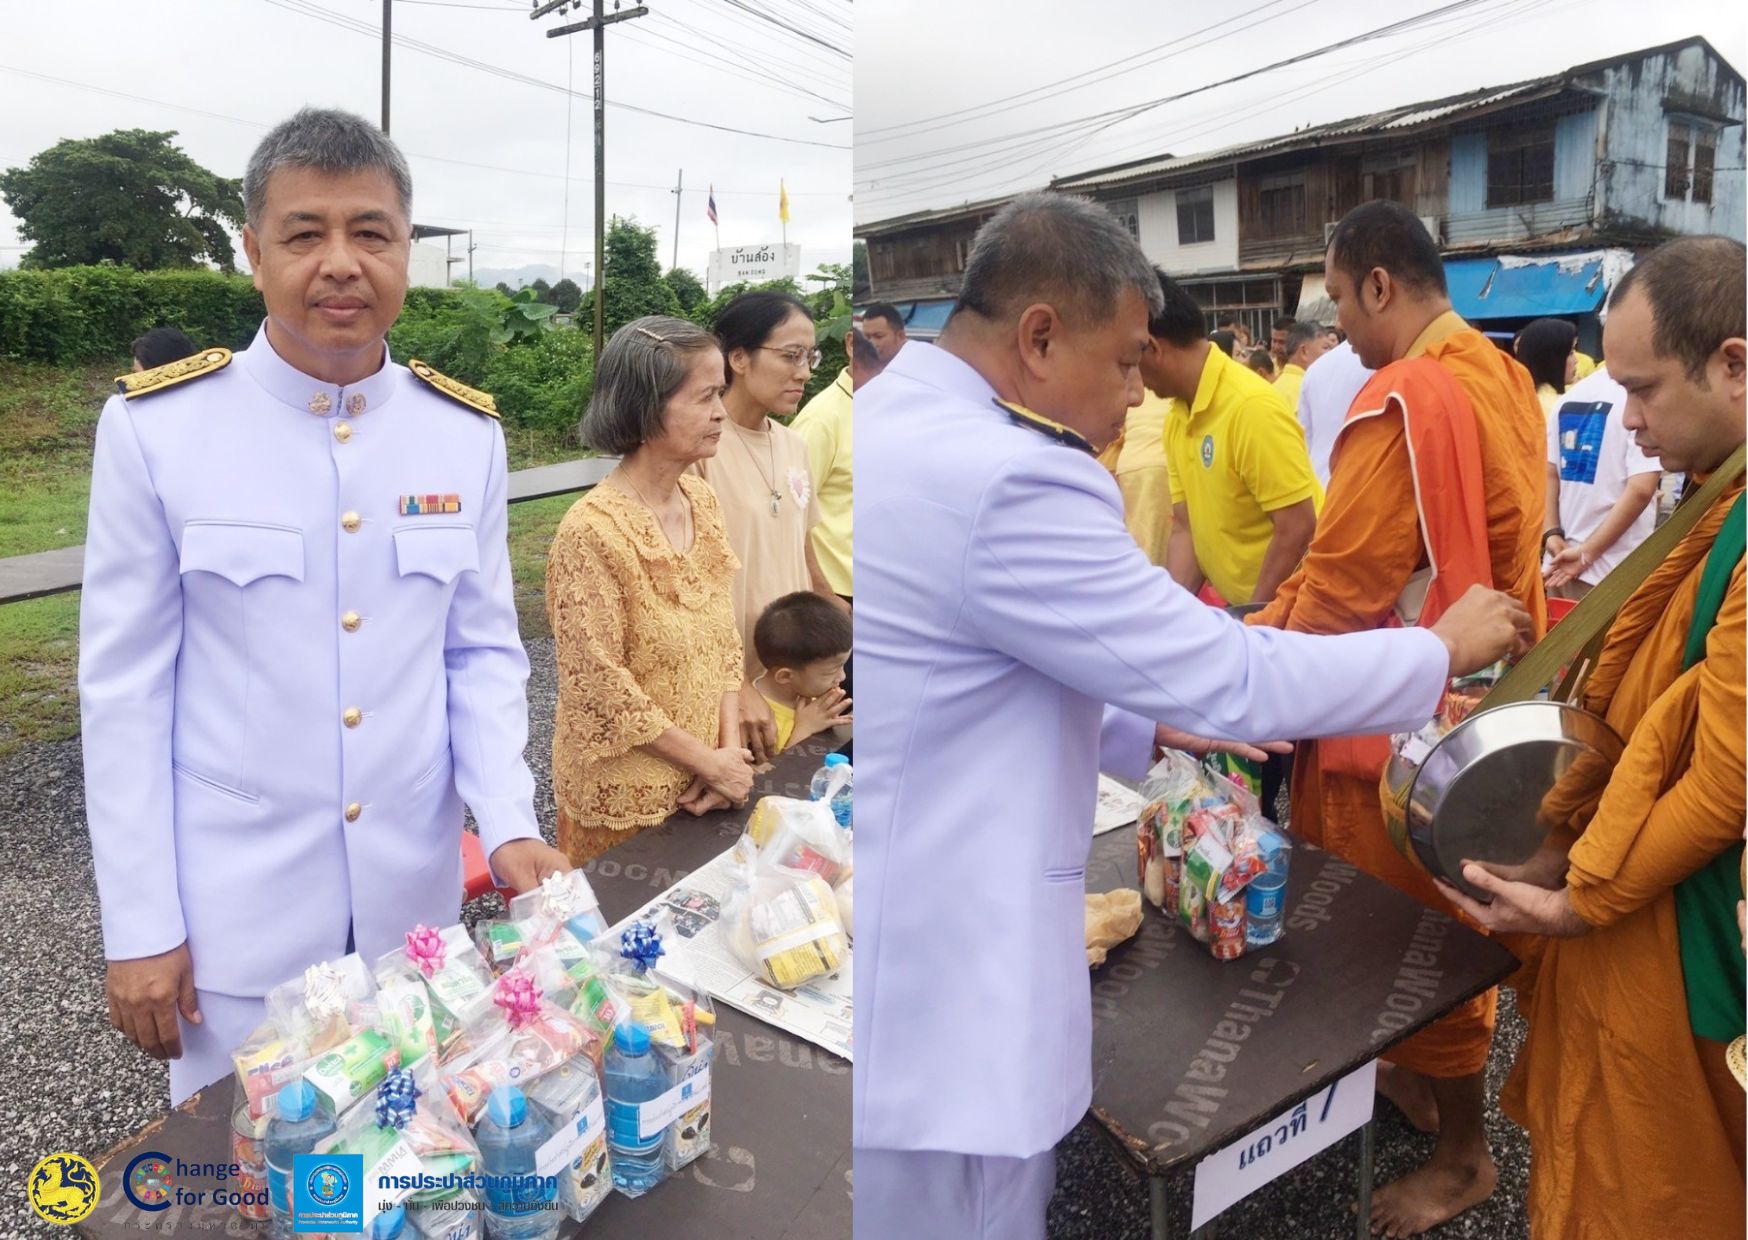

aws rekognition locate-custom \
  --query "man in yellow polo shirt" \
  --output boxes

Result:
[790,331,859,606]
[1273,319,1329,416]
[1142,271,1322,605]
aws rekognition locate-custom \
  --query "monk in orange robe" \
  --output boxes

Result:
[1442,235,1747,1240]
[1251,201,1547,1237]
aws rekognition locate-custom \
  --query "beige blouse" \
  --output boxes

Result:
[692,415,821,673]
[546,476,742,846]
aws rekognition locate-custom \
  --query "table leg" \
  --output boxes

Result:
[1149,1173,1169,1240]
[1354,1117,1377,1240]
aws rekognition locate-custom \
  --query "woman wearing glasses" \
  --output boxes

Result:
[700,291,851,763]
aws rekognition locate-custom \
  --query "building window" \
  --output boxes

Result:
[1104,197,1140,240]
[1177,186,1215,244]
[1252,175,1308,238]
[1668,120,1717,204]
[1486,120,1555,207]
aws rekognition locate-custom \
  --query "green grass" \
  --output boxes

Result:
[0,360,590,763]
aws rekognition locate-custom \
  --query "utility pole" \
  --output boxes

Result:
[467,230,474,285]
[671,169,683,272]
[380,0,391,133]
[539,0,649,361]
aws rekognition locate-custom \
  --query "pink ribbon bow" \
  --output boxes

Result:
[405,925,446,978]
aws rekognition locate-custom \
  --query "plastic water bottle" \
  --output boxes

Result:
[809,753,853,828]
[264,1080,337,1240]
[370,1205,408,1238]
[473,1086,559,1240]
[603,1023,668,1197]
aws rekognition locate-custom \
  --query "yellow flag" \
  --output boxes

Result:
[779,179,791,225]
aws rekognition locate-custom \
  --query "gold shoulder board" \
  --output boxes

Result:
[115,348,232,400]
[993,398,1095,456]
[409,359,500,419]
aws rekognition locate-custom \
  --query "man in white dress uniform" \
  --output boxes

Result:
[851,193,1532,1238]
[79,109,569,1105]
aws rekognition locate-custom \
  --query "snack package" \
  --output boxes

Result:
[591,919,718,1057]
[473,920,525,975]
[1136,751,1235,912]
[393,1059,481,1198]
[375,975,439,1070]
[1084,889,1143,967]
[722,851,848,991]
[1168,787,1292,960]
[744,796,851,886]
[1204,752,1263,802]
[231,1021,313,1121]
[376,925,495,1057]
[509,869,608,946]
[319,1065,441,1225]
[525,1057,613,1224]
[264,954,377,1058]
[655,1034,714,1172]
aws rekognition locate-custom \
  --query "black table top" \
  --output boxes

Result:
[1083,822,1518,1176]
[81,739,850,1239]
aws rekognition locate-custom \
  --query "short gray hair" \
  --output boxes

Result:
[1283,320,1324,358]
[581,316,722,455]
[243,108,413,227]
[952,192,1164,328]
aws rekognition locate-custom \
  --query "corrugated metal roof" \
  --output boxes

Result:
[1051,75,1567,193]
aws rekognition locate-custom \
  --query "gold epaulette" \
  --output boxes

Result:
[993,398,1096,456]
[114,348,231,400]
[409,359,499,419]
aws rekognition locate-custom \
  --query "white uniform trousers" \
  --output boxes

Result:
[855,1146,1057,1240]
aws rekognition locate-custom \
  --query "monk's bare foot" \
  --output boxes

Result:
[1376,1062,1439,1134]
[1368,1146,1497,1238]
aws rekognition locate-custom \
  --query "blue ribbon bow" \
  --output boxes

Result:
[620,920,665,973]
[375,1068,420,1131]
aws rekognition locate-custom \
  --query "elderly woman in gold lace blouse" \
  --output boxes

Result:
[547,316,757,864]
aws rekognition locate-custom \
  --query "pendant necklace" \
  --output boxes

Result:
[730,417,782,516]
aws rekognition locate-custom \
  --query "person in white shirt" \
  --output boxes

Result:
[1294,337,1374,487]
[1543,366,1662,599]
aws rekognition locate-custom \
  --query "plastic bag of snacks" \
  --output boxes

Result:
[519,934,621,1068]
[1176,799,1293,960]
[743,795,850,886]
[593,920,718,1173]
[721,844,848,990]
[509,868,609,946]
[232,1020,317,1122]
[1136,751,1231,914]
[437,970,593,1122]
[320,1063,482,1227]
[264,954,377,1058]
[377,925,496,1058]
[472,919,526,975]
[525,1057,614,1224]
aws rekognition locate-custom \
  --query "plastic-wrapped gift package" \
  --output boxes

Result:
[525,1058,614,1225]
[1176,802,1293,960]
[509,868,609,946]
[722,844,848,991]
[743,795,850,886]
[1136,751,1235,914]
[376,924,496,1058]
[518,936,620,1069]
[472,919,525,975]
[264,954,378,1058]
[231,1020,316,1121]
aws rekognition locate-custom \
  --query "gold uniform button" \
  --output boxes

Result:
[343,707,363,728]
[334,421,353,443]
[345,802,362,822]
[341,611,362,632]
[341,512,362,533]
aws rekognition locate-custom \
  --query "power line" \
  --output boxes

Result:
[617,23,848,112]
[719,0,849,59]
[659,0,847,84]
[257,0,850,148]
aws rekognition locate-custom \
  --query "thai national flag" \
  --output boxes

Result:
[707,186,718,226]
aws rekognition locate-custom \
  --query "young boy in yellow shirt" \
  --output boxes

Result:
[752,592,853,752]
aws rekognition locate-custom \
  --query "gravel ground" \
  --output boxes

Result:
[1,639,1529,1239]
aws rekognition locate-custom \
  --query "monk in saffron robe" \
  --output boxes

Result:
[1251,201,1547,1237]
[1442,235,1747,1240]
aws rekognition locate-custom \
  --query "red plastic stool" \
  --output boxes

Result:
[461,831,518,905]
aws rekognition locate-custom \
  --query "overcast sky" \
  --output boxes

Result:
[855,0,1748,224]
[0,0,852,283]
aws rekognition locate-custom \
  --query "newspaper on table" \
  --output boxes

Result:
[1095,773,1147,836]
[609,848,853,1062]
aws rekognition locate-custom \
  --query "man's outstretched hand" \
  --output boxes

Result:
[490,838,573,894]
[1154,722,1293,764]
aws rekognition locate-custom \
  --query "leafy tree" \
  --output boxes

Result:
[549,277,582,314]
[0,130,244,271]
[494,281,513,297]
[601,216,681,335]
[663,266,706,313]
[530,277,553,304]
[852,241,869,297]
